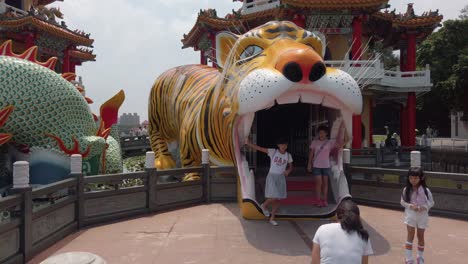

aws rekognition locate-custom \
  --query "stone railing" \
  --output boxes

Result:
[347,166,468,220]
[324,60,432,91]
[241,0,280,15]
[0,1,28,16]
[0,151,237,263]
[343,149,468,220]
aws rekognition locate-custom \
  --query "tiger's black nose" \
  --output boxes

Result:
[282,62,302,82]
[282,61,326,83]
[309,62,326,82]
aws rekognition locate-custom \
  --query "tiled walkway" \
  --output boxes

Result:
[29,203,468,264]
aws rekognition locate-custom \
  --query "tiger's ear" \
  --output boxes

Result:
[216,31,239,69]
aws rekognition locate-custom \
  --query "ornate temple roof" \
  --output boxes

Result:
[281,0,389,9]
[0,13,93,46]
[37,0,62,5]
[372,4,443,29]
[182,2,442,49]
[366,4,443,47]
[70,49,96,61]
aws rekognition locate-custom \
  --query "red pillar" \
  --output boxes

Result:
[369,98,373,146]
[400,104,408,146]
[209,33,216,68]
[292,14,306,28]
[351,16,363,149]
[351,16,363,60]
[200,50,207,65]
[399,47,407,72]
[407,93,416,146]
[24,32,35,48]
[62,47,70,73]
[406,34,417,146]
[70,61,76,73]
[407,34,416,72]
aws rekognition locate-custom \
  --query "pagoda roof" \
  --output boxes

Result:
[182,2,442,49]
[372,8,443,29]
[70,49,96,61]
[182,8,286,48]
[38,0,62,5]
[182,1,391,48]
[366,4,443,48]
[0,13,93,46]
[281,0,389,9]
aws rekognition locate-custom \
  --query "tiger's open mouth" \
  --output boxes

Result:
[233,92,352,198]
[232,68,361,216]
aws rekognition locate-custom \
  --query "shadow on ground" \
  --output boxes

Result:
[223,202,391,257]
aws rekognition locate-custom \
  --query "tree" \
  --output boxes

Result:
[460,5,468,20]
[417,12,468,135]
[369,40,400,70]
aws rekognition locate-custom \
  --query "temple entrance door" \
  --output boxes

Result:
[254,103,311,172]
[250,103,331,173]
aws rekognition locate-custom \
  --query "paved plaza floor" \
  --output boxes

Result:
[29,203,468,264]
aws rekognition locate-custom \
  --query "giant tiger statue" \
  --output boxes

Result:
[149,21,362,219]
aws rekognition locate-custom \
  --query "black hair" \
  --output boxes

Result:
[276,137,288,145]
[317,125,329,134]
[403,167,429,203]
[336,199,369,241]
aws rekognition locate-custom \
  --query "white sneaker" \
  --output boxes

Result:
[269,219,278,226]
[260,204,270,217]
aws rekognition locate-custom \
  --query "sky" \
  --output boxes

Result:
[50,0,467,121]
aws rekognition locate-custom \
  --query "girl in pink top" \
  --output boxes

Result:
[307,125,347,207]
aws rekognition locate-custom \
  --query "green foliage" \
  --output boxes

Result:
[417,13,468,132]
[369,41,400,70]
[123,156,145,172]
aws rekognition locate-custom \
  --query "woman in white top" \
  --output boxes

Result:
[312,200,373,264]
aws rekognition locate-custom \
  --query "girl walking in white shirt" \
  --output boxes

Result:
[400,167,434,264]
[246,137,293,226]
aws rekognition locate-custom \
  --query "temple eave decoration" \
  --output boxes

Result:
[182,2,443,50]
[0,15,93,46]
[281,0,389,9]
[372,7,443,29]
[38,0,61,5]
[69,50,96,61]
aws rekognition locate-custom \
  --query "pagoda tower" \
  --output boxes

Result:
[0,0,95,74]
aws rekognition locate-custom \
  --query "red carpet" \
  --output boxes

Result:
[280,196,321,205]
[287,181,317,191]
[283,180,320,205]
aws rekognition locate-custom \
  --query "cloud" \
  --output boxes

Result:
[51,0,238,121]
[51,0,465,122]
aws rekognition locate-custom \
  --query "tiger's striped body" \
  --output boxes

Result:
[149,65,232,171]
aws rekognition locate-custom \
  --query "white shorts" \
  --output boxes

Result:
[404,210,429,229]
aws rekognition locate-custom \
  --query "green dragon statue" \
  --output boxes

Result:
[0,40,124,185]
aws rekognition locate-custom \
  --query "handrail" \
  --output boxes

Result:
[350,166,468,181]
[242,0,280,15]
[32,178,77,198]
[0,193,22,211]
[84,171,147,184]
[0,1,28,16]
